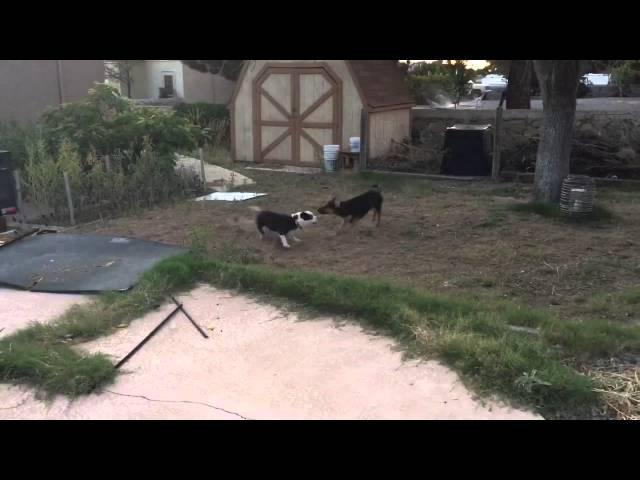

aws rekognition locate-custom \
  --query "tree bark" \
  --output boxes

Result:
[506,60,532,109]
[532,60,581,204]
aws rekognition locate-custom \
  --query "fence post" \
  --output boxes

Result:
[13,170,25,225]
[492,106,503,181]
[360,109,369,171]
[104,154,111,172]
[63,171,75,226]
[199,147,206,189]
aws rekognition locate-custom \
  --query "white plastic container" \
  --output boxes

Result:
[349,137,361,153]
[323,145,340,171]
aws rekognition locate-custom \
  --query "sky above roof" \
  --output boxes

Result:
[405,60,490,70]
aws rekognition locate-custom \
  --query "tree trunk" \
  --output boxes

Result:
[532,60,581,204]
[506,60,532,109]
[126,77,132,99]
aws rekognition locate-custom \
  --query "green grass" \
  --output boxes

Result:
[580,286,640,322]
[474,208,508,229]
[509,201,561,218]
[0,254,202,398]
[3,251,640,417]
[622,287,640,305]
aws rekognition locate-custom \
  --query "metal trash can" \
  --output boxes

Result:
[560,175,595,216]
[440,124,493,176]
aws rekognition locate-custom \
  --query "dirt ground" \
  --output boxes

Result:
[77,167,640,323]
[0,285,540,420]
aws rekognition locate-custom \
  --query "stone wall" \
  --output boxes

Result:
[411,108,640,175]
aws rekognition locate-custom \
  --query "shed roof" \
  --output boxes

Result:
[346,60,415,110]
[228,60,415,111]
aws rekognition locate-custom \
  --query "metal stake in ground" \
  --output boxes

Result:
[13,170,26,226]
[199,148,207,190]
[171,295,209,339]
[63,171,76,226]
[492,106,503,182]
[114,303,183,369]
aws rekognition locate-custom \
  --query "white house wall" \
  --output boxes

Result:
[182,65,236,104]
[128,60,185,100]
[125,61,234,103]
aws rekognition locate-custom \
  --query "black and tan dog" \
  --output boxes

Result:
[318,185,383,231]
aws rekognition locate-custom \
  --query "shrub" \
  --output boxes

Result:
[174,103,229,127]
[9,84,206,224]
[174,103,230,148]
[40,84,205,166]
[610,61,640,97]
[21,138,201,223]
[22,137,69,218]
[0,121,40,169]
[406,74,456,106]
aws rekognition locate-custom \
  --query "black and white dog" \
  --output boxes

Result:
[254,209,318,248]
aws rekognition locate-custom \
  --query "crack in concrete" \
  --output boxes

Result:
[104,389,253,420]
[0,398,28,410]
[259,314,288,324]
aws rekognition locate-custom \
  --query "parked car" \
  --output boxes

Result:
[582,73,610,86]
[469,74,508,97]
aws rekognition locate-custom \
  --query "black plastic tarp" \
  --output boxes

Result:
[0,233,186,293]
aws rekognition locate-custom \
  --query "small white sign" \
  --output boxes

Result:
[195,192,268,202]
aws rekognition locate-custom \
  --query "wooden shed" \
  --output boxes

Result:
[228,60,415,166]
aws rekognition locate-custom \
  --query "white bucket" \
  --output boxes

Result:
[323,145,340,172]
[324,157,337,172]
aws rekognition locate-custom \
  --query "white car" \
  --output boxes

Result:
[582,73,609,86]
[469,74,508,95]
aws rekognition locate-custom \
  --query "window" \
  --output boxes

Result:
[163,74,174,93]
[159,72,176,98]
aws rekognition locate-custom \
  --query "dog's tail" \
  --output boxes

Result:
[248,205,262,213]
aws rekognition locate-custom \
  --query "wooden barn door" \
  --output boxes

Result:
[254,65,341,164]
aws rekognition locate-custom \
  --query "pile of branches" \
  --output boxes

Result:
[368,139,442,174]
[590,364,640,420]
[572,136,640,178]
[503,134,640,178]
